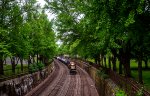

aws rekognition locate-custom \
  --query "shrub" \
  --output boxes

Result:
[29,63,38,73]
[29,62,45,73]
[116,89,127,96]
[37,62,45,70]
[97,69,109,79]
[136,87,143,96]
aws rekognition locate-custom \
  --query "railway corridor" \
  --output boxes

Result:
[26,59,99,96]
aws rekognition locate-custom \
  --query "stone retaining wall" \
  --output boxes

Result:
[74,60,119,96]
[0,62,54,96]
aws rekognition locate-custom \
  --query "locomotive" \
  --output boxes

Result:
[57,57,76,74]
[68,61,76,73]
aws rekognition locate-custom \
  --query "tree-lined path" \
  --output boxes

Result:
[26,59,99,96]
[0,0,150,95]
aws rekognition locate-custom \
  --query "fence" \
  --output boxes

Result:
[107,69,150,96]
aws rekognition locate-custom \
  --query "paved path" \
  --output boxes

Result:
[26,59,99,96]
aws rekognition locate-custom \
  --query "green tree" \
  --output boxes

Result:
[46,0,150,84]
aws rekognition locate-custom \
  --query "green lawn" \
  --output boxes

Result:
[130,60,147,68]
[132,70,150,90]
[0,64,28,79]
[109,59,150,90]
[87,58,145,67]
[113,59,150,90]
[87,58,150,90]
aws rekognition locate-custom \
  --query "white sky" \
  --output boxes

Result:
[37,0,46,7]
[37,0,55,20]
[37,0,62,46]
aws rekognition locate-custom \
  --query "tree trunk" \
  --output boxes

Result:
[144,60,148,69]
[16,57,19,65]
[32,55,35,63]
[44,57,49,66]
[37,53,38,63]
[94,58,97,64]
[112,55,117,71]
[28,56,31,69]
[119,49,123,74]
[97,57,100,65]
[4,59,6,65]
[0,1,5,75]
[104,55,107,68]
[20,58,23,72]
[138,58,143,84]
[123,56,131,77]
[119,60,123,74]
[39,55,44,63]
[0,57,4,75]
[98,59,100,65]
[123,43,131,77]
[108,56,111,69]
[111,49,117,71]
[28,56,31,64]
[11,57,15,73]
[101,55,104,66]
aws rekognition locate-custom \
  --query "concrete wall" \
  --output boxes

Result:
[75,60,119,96]
[0,62,54,96]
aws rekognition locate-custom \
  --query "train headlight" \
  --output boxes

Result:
[70,62,75,66]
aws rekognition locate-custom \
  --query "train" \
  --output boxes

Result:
[56,57,76,74]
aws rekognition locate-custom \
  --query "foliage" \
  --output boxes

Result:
[29,63,38,73]
[29,62,45,73]
[136,87,144,96]
[37,62,45,70]
[46,0,150,84]
[0,64,28,77]
[0,0,57,75]
[96,69,109,79]
[115,89,127,96]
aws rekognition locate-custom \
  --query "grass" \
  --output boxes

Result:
[109,59,150,90]
[132,70,150,90]
[0,64,28,79]
[113,59,150,90]
[87,58,150,90]
[87,58,95,63]
[130,60,146,68]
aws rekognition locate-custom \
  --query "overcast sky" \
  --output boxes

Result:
[37,0,55,20]
[37,0,45,7]
[37,0,62,46]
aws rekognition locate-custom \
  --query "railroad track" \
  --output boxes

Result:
[26,59,99,96]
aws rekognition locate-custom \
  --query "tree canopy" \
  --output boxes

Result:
[0,0,57,74]
[46,0,150,83]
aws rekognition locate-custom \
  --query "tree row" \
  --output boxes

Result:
[0,0,57,75]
